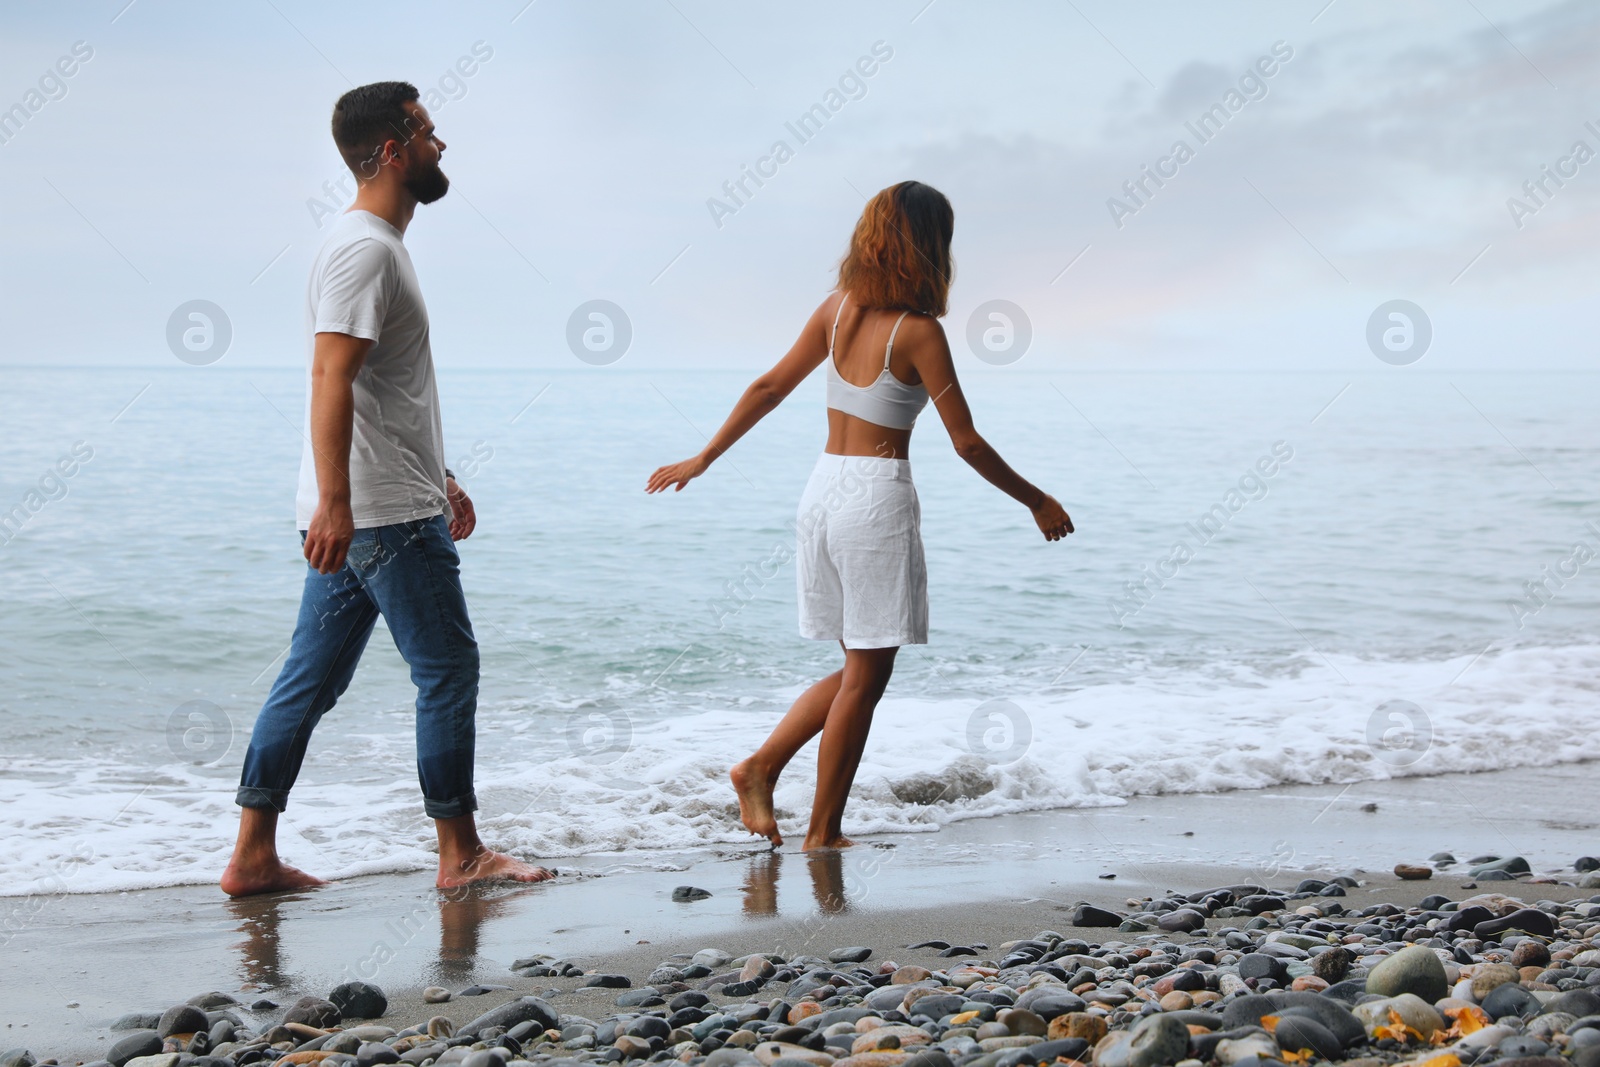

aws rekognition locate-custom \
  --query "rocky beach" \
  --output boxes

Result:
[8,856,1600,1067]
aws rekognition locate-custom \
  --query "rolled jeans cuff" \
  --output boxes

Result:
[236,786,289,812]
[424,791,478,820]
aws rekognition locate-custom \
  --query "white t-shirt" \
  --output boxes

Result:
[295,210,449,531]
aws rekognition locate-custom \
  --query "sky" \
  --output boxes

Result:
[2,0,1599,369]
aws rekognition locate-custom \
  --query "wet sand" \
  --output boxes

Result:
[3,761,1595,1062]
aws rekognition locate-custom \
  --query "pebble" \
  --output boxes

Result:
[1215,1032,1279,1066]
[422,987,451,1004]
[1355,993,1445,1037]
[1482,981,1543,1020]
[1275,1016,1342,1060]
[1476,907,1557,939]
[109,1015,160,1033]
[1471,961,1522,998]
[329,982,388,1020]
[1364,944,1448,1002]
[283,996,342,1029]
[456,996,559,1037]
[1469,856,1532,877]
[154,1006,208,1039]
[1311,945,1354,984]
[122,1055,180,1067]
[1071,904,1123,928]
[1158,908,1207,934]
[1157,991,1193,1011]
[106,1032,161,1067]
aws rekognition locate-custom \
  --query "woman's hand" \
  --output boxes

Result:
[1031,493,1074,541]
[646,452,711,493]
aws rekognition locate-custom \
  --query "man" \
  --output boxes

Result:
[221,81,550,897]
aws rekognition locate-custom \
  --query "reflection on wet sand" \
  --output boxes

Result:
[741,850,781,916]
[220,851,883,997]
[224,882,548,994]
[434,884,540,987]
[807,850,849,914]
[738,847,857,920]
[226,892,311,991]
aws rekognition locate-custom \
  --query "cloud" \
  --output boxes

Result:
[1,0,1597,368]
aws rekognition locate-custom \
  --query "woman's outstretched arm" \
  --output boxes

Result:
[907,317,1074,541]
[646,296,836,494]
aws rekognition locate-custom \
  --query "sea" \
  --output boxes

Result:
[1,365,1597,897]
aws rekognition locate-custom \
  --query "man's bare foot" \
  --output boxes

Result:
[437,849,555,889]
[220,857,328,898]
[801,833,854,851]
[731,758,782,846]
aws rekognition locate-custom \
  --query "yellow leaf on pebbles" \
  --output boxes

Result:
[1442,1005,1489,1038]
[1410,1055,1461,1067]
[1374,1009,1427,1045]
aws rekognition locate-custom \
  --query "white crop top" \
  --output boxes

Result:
[824,295,930,431]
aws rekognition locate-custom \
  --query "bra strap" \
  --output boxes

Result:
[884,311,911,368]
[829,293,848,357]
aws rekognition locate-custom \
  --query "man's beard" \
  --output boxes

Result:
[404,161,450,204]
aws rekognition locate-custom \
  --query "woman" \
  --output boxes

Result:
[647,181,1072,851]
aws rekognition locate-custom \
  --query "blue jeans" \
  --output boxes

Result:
[236,515,479,820]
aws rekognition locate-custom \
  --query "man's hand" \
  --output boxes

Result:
[447,477,476,541]
[1031,493,1074,542]
[305,498,356,573]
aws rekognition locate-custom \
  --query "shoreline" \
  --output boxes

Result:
[4,762,1598,1062]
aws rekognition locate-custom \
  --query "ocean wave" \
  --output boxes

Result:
[2,642,1597,898]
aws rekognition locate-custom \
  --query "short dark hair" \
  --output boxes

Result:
[331,81,421,180]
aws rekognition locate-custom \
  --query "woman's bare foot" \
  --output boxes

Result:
[731,758,782,846]
[220,857,328,897]
[801,833,854,851]
[436,849,555,889]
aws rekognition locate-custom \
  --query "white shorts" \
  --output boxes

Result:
[795,453,928,649]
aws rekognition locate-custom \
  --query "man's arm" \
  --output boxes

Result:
[304,331,373,574]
